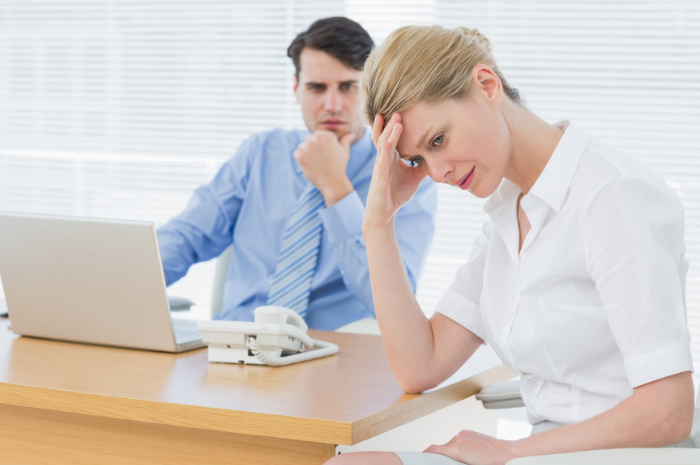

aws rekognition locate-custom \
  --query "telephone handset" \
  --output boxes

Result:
[196,306,339,366]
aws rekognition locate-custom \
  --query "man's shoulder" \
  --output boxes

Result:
[242,127,306,150]
[229,128,306,171]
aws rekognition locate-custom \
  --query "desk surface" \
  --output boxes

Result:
[0,318,513,445]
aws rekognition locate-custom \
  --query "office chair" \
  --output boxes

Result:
[210,245,234,316]
[475,378,700,464]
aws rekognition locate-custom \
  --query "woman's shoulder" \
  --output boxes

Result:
[573,139,682,213]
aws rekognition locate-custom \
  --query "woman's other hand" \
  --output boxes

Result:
[364,113,427,232]
[424,430,516,465]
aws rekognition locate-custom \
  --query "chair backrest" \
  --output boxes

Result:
[210,245,234,317]
[209,245,381,334]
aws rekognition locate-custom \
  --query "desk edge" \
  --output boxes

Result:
[350,364,516,444]
[0,382,353,444]
[0,364,515,446]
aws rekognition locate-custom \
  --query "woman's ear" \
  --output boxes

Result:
[471,64,503,107]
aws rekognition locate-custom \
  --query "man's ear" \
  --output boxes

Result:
[472,64,503,107]
[293,74,300,102]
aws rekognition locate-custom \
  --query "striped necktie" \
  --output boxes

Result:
[266,183,325,317]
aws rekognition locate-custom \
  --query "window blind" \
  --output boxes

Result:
[1,1,699,367]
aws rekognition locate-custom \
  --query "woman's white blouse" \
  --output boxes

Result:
[435,121,694,426]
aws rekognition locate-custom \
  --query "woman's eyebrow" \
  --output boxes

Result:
[415,125,435,149]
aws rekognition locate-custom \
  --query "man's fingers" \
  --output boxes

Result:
[339,132,356,151]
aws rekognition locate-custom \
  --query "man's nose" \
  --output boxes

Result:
[324,89,342,113]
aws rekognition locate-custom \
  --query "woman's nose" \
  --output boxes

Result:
[424,161,452,184]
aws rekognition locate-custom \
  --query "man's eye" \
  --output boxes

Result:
[432,135,444,147]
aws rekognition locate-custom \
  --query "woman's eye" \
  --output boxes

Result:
[409,156,424,167]
[432,135,444,147]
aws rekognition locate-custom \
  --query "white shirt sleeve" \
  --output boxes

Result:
[434,221,492,342]
[584,177,694,388]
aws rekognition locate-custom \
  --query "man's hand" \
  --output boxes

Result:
[293,130,356,206]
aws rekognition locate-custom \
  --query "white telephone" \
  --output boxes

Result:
[196,306,339,366]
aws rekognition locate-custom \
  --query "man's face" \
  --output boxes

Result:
[294,48,365,140]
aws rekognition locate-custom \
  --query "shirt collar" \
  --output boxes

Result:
[292,127,375,179]
[483,120,590,216]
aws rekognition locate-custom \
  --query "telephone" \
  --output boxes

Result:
[196,306,339,366]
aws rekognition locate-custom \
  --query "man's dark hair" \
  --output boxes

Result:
[287,17,374,78]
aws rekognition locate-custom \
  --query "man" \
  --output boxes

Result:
[157,17,436,330]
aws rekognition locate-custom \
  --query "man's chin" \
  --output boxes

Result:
[316,123,346,133]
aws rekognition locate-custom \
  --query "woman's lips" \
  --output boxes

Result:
[458,167,475,190]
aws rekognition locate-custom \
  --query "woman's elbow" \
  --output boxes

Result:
[395,373,438,394]
[397,378,427,394]
[652,373,695,445]
[659,405,694,445]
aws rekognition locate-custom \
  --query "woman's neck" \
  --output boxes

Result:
[500,99,564,195]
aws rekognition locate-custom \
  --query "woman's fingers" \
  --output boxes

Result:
[379,140,395,177]
[424,444,462,463]
[423,444,449,455]
[372,113,401,150]
[371,114,384,147]
[387,121,402,149]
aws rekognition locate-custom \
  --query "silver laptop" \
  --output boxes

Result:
[0,212,205,352]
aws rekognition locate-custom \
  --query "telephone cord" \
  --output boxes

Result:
[247,336,339,366]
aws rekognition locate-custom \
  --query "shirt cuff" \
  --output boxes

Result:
[435,289,487,343]
[624,341,695,388]
[318,190,364,245]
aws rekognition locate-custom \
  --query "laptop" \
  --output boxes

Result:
[0,212,205,352]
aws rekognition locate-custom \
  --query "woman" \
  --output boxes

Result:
[327,26,695,465]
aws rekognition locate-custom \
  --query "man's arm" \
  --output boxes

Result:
[157,136,257,286]
[317,178,436,314]
[294,129,437,314]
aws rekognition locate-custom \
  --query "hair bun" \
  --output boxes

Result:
[457,27,493,54]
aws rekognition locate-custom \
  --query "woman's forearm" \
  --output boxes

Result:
[509,371,695,459]
[364,222,438,392]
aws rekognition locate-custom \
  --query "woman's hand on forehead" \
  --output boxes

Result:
[371,113,402,150]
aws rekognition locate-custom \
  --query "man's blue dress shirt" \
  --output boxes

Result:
[157,128,436,330]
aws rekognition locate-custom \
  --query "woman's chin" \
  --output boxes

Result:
[466,183,487,199]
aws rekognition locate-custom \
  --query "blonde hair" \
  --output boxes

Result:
[362,25,521,124]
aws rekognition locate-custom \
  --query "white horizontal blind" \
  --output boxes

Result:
[432,1,700,371]
[0,0,340,304]
[352,1,700,369]
[1,2,699,369]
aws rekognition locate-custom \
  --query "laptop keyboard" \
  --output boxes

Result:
[172,319,202,344]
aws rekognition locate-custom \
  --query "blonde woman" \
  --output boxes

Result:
[326,26,695,465]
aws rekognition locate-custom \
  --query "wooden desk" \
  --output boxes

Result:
[0,318,513,464]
